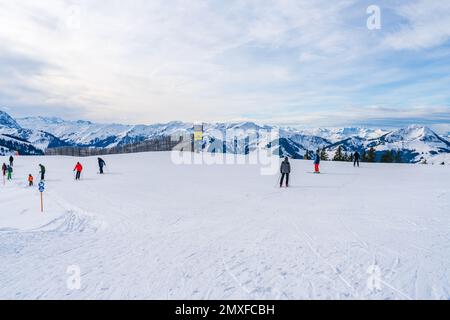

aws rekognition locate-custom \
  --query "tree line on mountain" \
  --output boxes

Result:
[304,146,404,163]
[45,135,186,157]
[0,136,44,156]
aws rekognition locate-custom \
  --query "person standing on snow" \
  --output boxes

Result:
[6,164,13,180]
[28,174,34,187]
[314,150,321,173]
[353,151,360,167]
[2,163,6,177]
[39,164,46,181]
[9,155,14,167]
[280,157,291,188]
[73,162,83,180]
[98,158,106,174]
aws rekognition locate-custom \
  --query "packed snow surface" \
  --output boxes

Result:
[0,152,449,299]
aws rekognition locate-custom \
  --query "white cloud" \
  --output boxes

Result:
[0,0,361,123]
[384,1,450,50]
[0,0,448,125]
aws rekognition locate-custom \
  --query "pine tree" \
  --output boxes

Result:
[361,149,367,162]
[381,150,394,163]
[367,147,376,162]
[333,145,344,161]
[390,150,396,162]
[394,149,402,163]
[304,150,310,160]
[348,153,354,162]
[320,148,328,161]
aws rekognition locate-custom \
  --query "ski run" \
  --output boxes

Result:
[0,152,449,299]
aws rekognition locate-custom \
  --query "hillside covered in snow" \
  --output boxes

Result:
[0,152,449,299]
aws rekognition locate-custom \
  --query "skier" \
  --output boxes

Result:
[6,165,13,180]
[280,157,291,188]
[28,174,34,187]
[353,151,360,167]
[314,150,321,173]
[9,155,14,167]
[98,157,106,174]
[39,164,46,181]
[1,163,6,177]
[73,162,83,180]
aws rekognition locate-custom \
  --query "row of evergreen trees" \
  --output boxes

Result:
[304,146,403,163]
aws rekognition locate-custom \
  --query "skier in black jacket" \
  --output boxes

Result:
[9,155,14,167]
[39,164,46,180]
[354,151,360,167]
[98,158,106,174]
[280,157,291,188]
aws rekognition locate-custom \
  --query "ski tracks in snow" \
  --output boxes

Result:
[290,221,359,299]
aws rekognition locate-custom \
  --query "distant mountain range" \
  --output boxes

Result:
[1,110,449,164]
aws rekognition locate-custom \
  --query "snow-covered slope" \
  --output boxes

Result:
[1,152,449,299]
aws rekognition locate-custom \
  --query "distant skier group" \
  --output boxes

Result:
[1,155,107,185]
[279,150,362,188]
[2,162,12,181]
[2,155,14,181]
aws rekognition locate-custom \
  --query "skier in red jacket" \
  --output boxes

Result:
[73,162,83,180]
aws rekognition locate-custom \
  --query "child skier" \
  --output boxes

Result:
[6,165,13,180]
[73,162,83,180]
[314,150,321,173]
[28,174,34,186]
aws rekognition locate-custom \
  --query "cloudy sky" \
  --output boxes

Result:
[0,0,449,129]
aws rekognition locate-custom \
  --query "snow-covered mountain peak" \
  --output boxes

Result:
[225,121,264,131]
[75,119,93,125]
[385,125,439,142]
[0,110,21,129]
[21,116,66,125]
[294,127,388,143]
